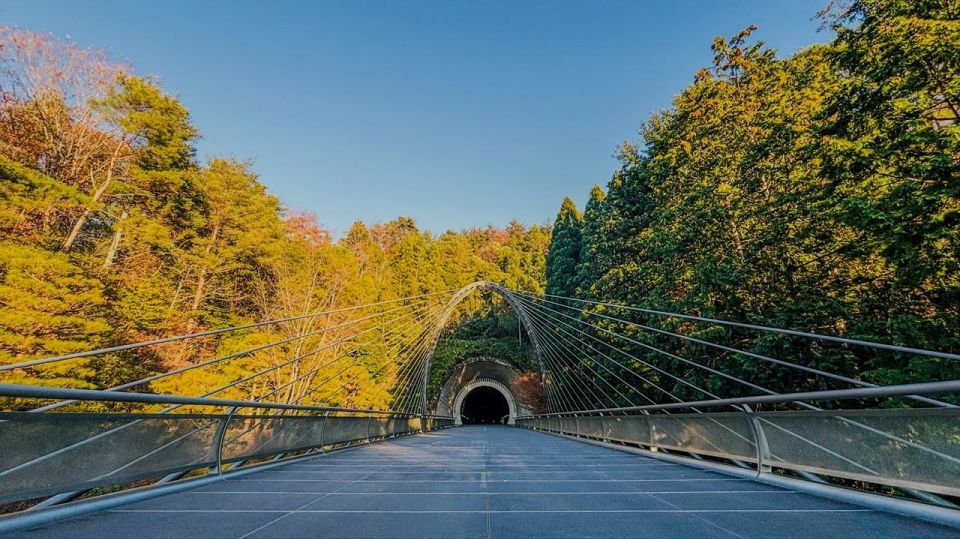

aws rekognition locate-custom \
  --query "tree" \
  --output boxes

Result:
[179,159,283,332]
[0,24,553,408]
[816,0,960,359]
[91,75,199,266]
[549,3,960,401]
[0,243,109,386]
[0,27,130,251]
[0,153,88,247]
[545,197,582,298]
[575,185,607,298]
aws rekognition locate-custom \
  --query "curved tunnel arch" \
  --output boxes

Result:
[453,379,517,425]
[417,281,549,415]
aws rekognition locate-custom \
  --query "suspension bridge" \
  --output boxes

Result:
[1,281,959,537]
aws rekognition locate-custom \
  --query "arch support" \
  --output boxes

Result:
[418,282,547,416]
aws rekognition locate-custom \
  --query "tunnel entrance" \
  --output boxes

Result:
[459,386,510,425]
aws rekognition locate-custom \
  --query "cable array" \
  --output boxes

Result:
[5,282,959,509]
[507,289,957,413]
[2,290,458,415]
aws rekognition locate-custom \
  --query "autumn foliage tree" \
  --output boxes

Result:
[0,27,549,406]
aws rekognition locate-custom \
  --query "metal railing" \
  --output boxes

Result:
[0,384,454,504]
[517,379,960,498]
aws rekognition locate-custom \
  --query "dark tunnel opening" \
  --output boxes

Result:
[460,386,509,425]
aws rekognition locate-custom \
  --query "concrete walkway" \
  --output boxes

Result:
[16,426,959,538]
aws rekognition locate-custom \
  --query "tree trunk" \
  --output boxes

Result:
[61,207,92,250]
[190,222,221,313]
[102,210,129,269]
[283,268,320,404]
[62,142,125,251]
[191,269,207,312]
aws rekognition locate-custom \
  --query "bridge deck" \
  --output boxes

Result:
[15,426,957,538]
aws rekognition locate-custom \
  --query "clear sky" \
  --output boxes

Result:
[2,0,828,236]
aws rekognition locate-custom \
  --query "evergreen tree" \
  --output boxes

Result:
[0,243,110,386]
[97,75,198,172]
[817,0,960,358]
[575,185,607,298]
[552,1,960,397]
[545,197,582,298]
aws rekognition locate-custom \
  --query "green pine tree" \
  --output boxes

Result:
[545,197,583,298]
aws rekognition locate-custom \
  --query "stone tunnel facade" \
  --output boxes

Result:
[433,357,544,425]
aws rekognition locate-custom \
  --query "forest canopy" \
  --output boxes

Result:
[0,26,547,409]
[2,0,958,411]
[545,0,960,399]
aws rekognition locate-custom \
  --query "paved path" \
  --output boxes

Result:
[16,426,959,538]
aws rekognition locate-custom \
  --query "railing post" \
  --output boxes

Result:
[741,404,770,475]
[318,410,331,454]
[214,406,239,477]
[638,409,650,448]
[366,412,373,444]
[647,412,658,452]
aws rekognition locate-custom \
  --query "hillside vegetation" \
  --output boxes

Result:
[0,26,546,407]
[545,0,960,402]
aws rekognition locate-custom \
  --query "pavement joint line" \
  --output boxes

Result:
[640,481,749,539]
[229,478,744,482]
[258,463,677,473]
[234,461,390,539]
[482,426,491,539]
[282,463,675,466]
[185,490,798,495]
[254,472,694,475]
[107,509,876,514]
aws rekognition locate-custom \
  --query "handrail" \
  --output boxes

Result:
[0,383,454,419]
[517,379,960,417]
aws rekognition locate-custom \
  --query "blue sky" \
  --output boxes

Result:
[3,0,828,236]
